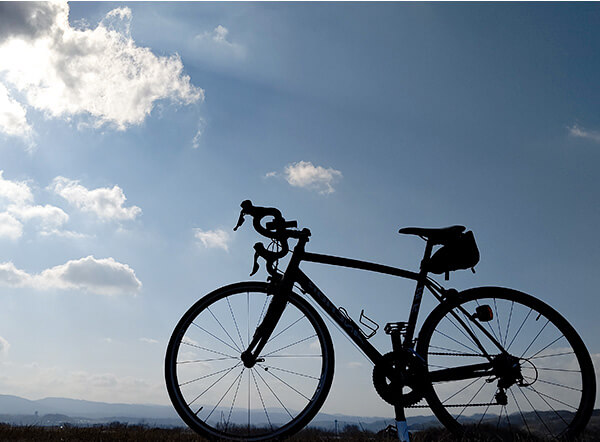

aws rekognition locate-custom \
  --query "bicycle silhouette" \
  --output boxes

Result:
[166,200,595,441]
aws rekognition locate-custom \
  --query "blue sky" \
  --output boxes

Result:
[0,2,598,418]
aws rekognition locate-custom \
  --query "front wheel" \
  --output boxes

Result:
[417,287,595,440]
[165,282,335,441]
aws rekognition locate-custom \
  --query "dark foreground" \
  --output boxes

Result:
[0,424,599,442]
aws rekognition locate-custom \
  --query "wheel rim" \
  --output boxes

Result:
[166,285,332,440]
[418,289,594,440]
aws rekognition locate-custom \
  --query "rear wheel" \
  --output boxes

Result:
[165,282,334,441]
[417,287,595,439]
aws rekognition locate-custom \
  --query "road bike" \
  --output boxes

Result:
[165,201,596,441]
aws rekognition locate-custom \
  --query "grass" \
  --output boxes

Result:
[0,423,598,441]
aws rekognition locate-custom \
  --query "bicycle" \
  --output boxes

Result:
[165,200,596,441]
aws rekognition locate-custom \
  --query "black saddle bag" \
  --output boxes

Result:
[427,231,480,279]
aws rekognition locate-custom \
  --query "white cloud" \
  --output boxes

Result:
[0,213,23,240]
[0,170,33,206]
[140,337,159,344]
[270,161,343,194]
[51,176,141,221]
[0,256,142,295]
[195,25,244,58]
[0,261,30,286]
[0,336,9,356]
[0,2,203,141]
[194,228,230,251]
[0,83,33,142]
[568,124,600,143]
[0,171,89,238]
[192,117,206,149]
[0,2,62,42]
[0,364,165,404]
[8,204,69,232]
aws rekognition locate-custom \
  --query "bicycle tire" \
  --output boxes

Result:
[165,281,335,441]
[416,287,595,440]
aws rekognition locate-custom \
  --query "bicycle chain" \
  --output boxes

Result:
[407,402,499,408]
[428,352,496,357]
[406,352,501,408]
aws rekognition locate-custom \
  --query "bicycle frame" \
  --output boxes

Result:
[241,234,508,386]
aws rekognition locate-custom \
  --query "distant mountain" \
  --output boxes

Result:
[2,394,587,435]
[0,395,180,419]
[0,395,184,427]
[0,394,406,430]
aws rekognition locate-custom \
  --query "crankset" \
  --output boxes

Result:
[372,349,427,407]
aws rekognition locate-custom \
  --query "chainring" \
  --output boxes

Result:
[372,350,426,407]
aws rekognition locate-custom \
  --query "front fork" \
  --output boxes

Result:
[240,279,289,368]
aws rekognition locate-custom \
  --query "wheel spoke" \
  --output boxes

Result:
[226,296,245,349]
[444,311,481,351]
[178,356,238,364]
[432,329,480,355]
[518,385,554,438]
[181,340,236,359]
[187,362,242,406]
[266,314,306,345]
[262,334,318,357]
[205,368,245,421]
[191,322,241,355]
[225,368,245,431]
[535,367,581,373]
[519,318,550,359]
[529,350,574,360]
[509,386,531,437]
[493,298,503,347]
[259,364,320,380]
[254,366,294,419]
[180,362,242,387]
[207,306,242,353]
[504,301,515,349]
[525,384,570,425]
[526,334,565,360]
[524,376,581,392]
[251,369,274,431]
[265,354,322,358]
[441,377,480,404]
[506,308,532,352]
[262,366,312,401]
[456,379,487,421]
[525,385,578,411]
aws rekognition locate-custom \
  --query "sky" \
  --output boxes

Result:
[0,1,599,419]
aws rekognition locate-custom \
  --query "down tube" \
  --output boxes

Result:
[295,270,384,365]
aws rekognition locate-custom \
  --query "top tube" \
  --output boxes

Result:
[302,251,421,281]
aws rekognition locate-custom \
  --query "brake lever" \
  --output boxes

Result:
[233,211,245,231]
[250,242,267,276]
[250,249,260,276]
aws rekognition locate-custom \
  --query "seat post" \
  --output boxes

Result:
[402,240,433,347]
[420,240,434,272]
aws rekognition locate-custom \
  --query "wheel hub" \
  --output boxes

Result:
[240,350,264,368]
[492,353,524,390]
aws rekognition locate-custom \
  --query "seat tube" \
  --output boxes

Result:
[403,240,433,346]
